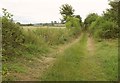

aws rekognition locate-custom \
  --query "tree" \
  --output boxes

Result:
[74,15,82,26]
[103,1,118,23]
[102,1,119,38]
[60,4,81,35]
[84,13,99,29]
[85,1,119,39]
[60,4,75,22]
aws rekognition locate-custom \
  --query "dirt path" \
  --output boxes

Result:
[78,34,107,81]
[87,35,95,56]
[13,33,83,81]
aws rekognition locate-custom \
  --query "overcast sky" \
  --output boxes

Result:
[0,0,111,24]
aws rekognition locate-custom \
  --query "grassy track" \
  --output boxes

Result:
[41,33,87,81]
[3,32,117,81]
[41,32,118,81]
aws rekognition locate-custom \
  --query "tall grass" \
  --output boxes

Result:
[34,28,72,45]
[21,28,72,58]
[94,39,118,80]
[23,27,78,48]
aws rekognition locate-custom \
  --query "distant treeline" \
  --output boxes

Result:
[17,22,65,27]
[20,23,34,26]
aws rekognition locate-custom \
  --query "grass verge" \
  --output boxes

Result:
[94,39,118,80]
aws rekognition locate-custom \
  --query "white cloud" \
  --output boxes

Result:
[0,0,111,23]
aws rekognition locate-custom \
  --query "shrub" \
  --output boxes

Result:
[2,15,24,56]
[84,13,99,29]
[65,16,81,36]
[89,17,119,39]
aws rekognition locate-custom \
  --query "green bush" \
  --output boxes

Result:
[99,21,118,38]
[89,17,119,39]
[84,13,99,29]
[65,16,81,36]
[66,21,72,29]
[89,17,105,35]
[2,16,24,56]
[86,1,119,39]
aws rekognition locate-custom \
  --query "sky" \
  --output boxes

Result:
[0,0,111,24]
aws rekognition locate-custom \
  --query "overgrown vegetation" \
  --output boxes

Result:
[22,27,77,56]
[84,1,119,39]
[2,8,25,56]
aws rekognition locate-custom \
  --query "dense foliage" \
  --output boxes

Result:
[84,1,119,39]
[84,13,99,29]
[2,8,25,56]
[65,16,81,36]
[89,17,118,38]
